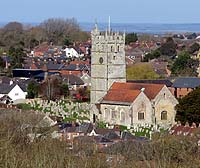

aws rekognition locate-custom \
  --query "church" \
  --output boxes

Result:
[90,24,178,128]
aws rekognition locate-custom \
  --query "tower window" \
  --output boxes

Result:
[118,46,120,52]
[111,46,113,52]
[99,57,103,64]
[113,56,116,60]
[161,111,167,120]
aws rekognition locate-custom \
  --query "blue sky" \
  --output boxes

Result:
[0,0,200,23]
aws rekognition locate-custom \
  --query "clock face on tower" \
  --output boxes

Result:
[99,57,103,64]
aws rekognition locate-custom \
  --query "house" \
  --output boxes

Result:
[73,135,113,150]
[127,79,173,87]
[89,128,120,136]
[62,74,85,90]
[60,122,93,142]
[12,69,44,78]
[61,126,84,142]
[80,72,91,87]
[169,122,199,136]
[63,47,80,58]
[99,82,178,128]
[172,77,200,98]
[0,83,27,104]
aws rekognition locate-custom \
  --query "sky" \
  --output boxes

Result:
[0,0,200,24]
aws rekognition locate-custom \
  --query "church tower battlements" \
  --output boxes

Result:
[90,24,126,107]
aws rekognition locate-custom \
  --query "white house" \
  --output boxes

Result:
[0,83,27,104]
[63,47,80,58]
[80,72,91,87]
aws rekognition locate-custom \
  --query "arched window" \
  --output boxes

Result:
[138,111,145,120]
[111,110,117,119]
[161,111,167,120]
[120,111,125,122]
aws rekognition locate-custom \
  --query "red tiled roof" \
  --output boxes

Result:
[170,124,198,136]
[70,60,90,65]
[110,82,164,100]
[103,89,140,103]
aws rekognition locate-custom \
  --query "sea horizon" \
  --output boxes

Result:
[1,21,200,34]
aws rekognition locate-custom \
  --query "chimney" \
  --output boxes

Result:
[185,122,189,127]
[44,72,48,80]
[191,122,196,128]
[9,80,13,85]
[177,121,181,126]
[76,64,79,70]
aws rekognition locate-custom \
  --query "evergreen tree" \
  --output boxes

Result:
[176,87,200,125]
[171,51,199,76]
[27,81,39,98]
[125,33,138,44]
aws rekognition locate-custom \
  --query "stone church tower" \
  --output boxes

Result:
[90,24,126,120]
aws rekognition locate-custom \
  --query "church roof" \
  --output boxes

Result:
[102,90,140,105]
[101,82,165,105]
[110,82,164,100]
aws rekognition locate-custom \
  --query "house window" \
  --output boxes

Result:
[161,111,167,120]
[15,93,19,96]
[138,111,144,120]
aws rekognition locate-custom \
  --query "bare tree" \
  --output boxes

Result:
[40,18,80,44]
[39,75,62,101]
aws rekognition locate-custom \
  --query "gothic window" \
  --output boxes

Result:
[161,111,167,120]
[104,108,109,118]
[138,111,145,120]
[120,111,125,122]
[111,110,117,119]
